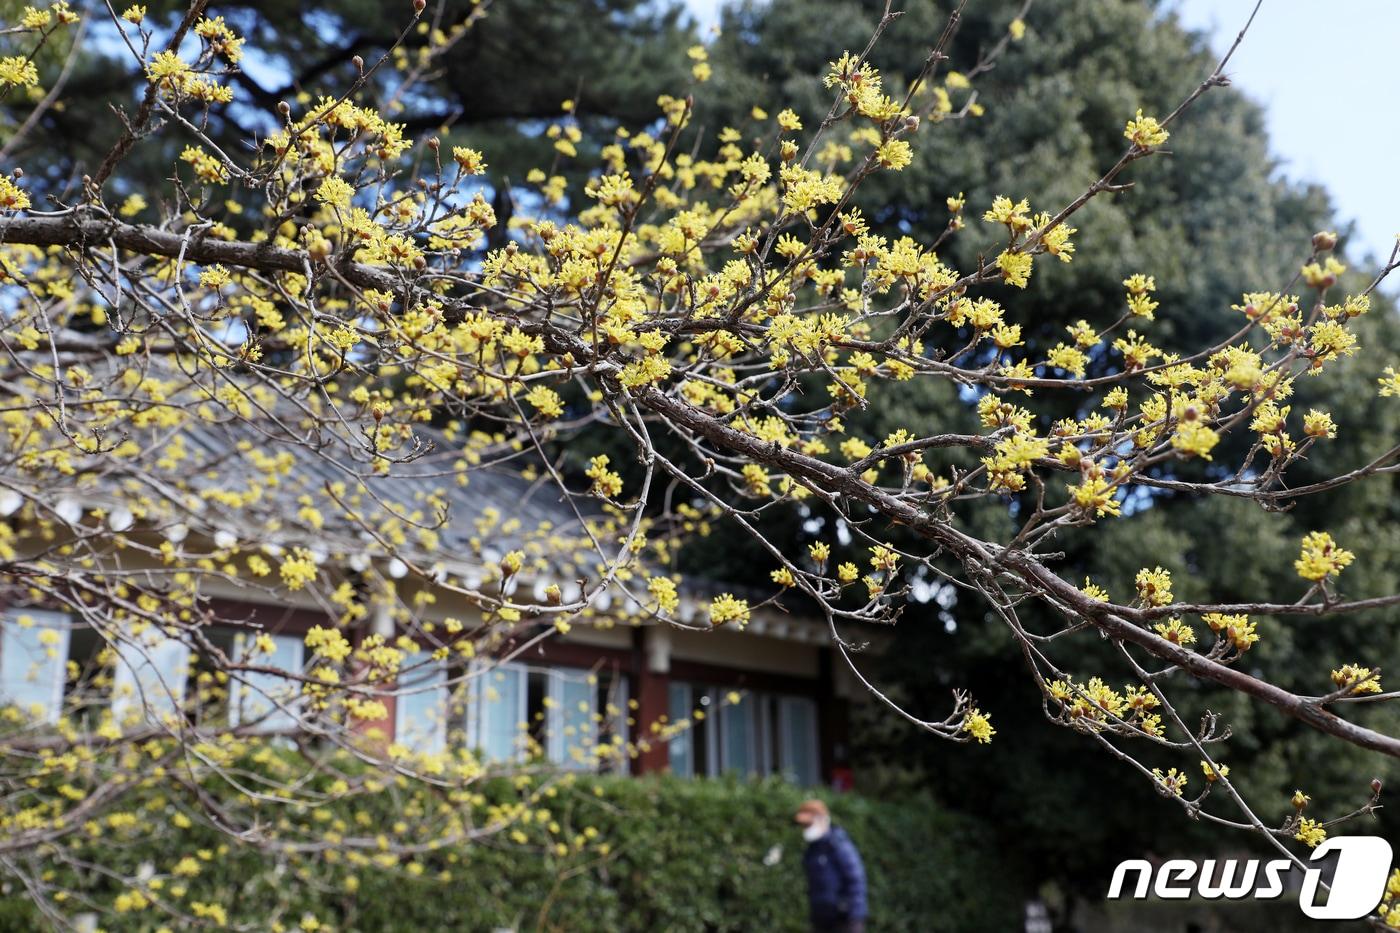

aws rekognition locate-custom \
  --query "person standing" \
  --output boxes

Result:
[794,799,867,933]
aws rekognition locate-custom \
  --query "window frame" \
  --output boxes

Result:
[778,695,821,786]
[0,608,71,724]
[665,680,821,784]
[229,631,305,733]
[546,667,595,769]
[467,660,630,771]
[393,656,450,755]
[110,625,192,730]
[467,660,529,762]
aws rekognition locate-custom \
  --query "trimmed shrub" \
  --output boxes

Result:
[0,774,1020,932]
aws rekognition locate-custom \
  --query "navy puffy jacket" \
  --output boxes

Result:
[803,826,868,923]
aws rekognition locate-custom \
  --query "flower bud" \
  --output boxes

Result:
[1312,230,1338,253]
[413,0,426,13]
[277,101,291,118]
[1372,778,1383,797]
[352,55,364,72]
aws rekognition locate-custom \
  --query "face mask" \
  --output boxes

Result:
[802,820,828,842]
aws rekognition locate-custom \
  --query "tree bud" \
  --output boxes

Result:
[1312,230,1338,253]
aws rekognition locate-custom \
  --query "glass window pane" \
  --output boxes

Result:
[780,696,819,786]
[0,611,70,724]
[548,668,596,770]
[721,695,754,776]
[232,633,303,732]
[667,682,693,777]
[479,664,525,762]
[597,673,627,773]
[394,660,448,755]
[112,628,191,729]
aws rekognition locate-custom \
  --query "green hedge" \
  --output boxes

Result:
[0,775,1020,932]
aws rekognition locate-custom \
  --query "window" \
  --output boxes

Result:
[667,682,695,777]
[111,626,191,730]
[549,668,595,768]
[593,669,629,774]
[668,683,715,778]
[393,659,449,755]
[230,632,304,732]
[467,662,628,771]
[667,682,820,784]
[720,694,756,775]
[469,662,526,762]
[2,614,221,732]
[778,696,820,786]
[548,666,629,771]
[0,610,70,724]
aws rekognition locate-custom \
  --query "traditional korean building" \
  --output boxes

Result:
[0,416,864,785]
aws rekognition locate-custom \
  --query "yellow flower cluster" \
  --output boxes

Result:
[1048,677,1162,737]
[305,625,352,663]
[279,548,319,591]
[1134,567,1173,607]
[1294,531,1354,583]
[1203,613,1259,652]
[962,708,995,744]
[709,593,750,628]
[1330,663,1381,695]
[1123,109,1169,148]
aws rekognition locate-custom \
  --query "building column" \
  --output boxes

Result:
[631,625,671,775]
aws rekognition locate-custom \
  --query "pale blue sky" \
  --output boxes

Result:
[685,0,1399,265]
